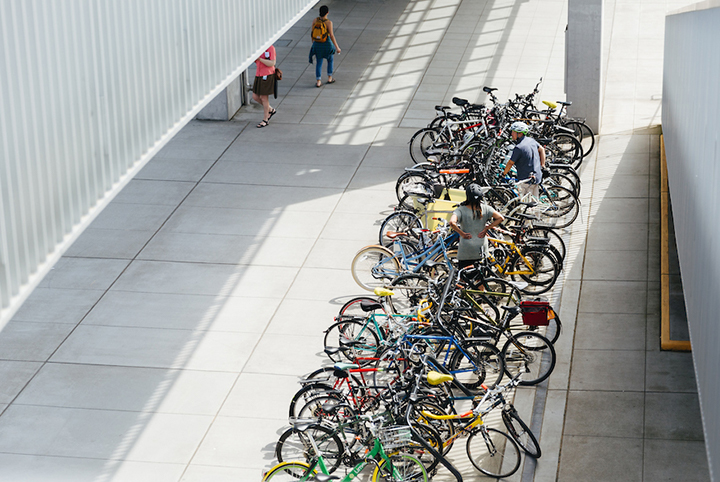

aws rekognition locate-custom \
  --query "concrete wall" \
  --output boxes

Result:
[566,0,603,133]
[662,3,720,479]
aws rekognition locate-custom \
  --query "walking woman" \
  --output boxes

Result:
[253,45,277,128]
[309,5,341,87]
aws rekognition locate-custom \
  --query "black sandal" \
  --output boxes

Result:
[268,108,277,120]
[257,119,269,128]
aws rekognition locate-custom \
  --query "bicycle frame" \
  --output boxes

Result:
[295,434,402,481]
[485,236,536,277]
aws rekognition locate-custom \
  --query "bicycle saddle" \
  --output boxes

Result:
[360,300,383,312]
[557,100,572,106]
[435,105,451,111]
[483,86,498,93]
[542,100,558,109]
[452,97,469,106]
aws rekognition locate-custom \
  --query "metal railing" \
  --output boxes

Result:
[0,0,318,324]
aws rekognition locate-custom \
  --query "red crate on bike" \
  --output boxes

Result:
[520,299,551,326]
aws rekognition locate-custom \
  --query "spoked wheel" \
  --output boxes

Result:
[351,245,401,291]
[563,119,595,158]
[510,248,560,295]
[388,272,431,314]
[323,319,380,362]
[275,424,344,474]
[409,127,444,164]
[536,185,580,229]
[371,453,429,482]
[466,427,521,478]
[379,211,423,248]
[449,339,505,390]
[501,331,556,385]
[502,408,542,458]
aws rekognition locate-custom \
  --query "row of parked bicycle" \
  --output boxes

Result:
[262,82,587,481]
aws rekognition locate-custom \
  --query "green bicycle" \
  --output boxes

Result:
[262,415,428,481]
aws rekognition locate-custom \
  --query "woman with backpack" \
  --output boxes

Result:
[309,5,341,88]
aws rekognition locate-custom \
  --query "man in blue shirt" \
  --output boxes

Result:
[502,121,546,198]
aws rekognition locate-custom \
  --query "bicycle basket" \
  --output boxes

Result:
[378,425,413,450]
[520,299,550,326]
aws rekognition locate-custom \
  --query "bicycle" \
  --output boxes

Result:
[263,415,428,481]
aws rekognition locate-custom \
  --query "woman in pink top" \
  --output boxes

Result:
[253,45,277,128]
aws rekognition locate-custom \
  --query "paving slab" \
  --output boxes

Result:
[16,363,236,415]
[10,287,104,324]
[564,390,644,438]
[82,291,277,332]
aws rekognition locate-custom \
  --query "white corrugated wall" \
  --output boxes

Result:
[0,0,318,324]
[663,4,720,480]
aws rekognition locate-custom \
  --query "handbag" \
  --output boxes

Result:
[275,68,283,81]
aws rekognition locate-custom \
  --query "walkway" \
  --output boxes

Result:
[0,0,710,481]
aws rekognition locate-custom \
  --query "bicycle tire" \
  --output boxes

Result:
[563,120,595,158]
[323,319,381,362]
[395,172,433,204]
[262,461,314,481]
[338,296,383,317]
[288,384,341,419]
[351,245,402,291]
[525,226,566,263]
[538,185,579,229]
[502,408,542,458]
[543,171,579,198]
[388,272,430,314]
[466,427,521,478]
[501,331,556,385]
[409,127,443,164]
[275,424,343,474]
[397,422,444,472]
[510,248,559,295]
[552,133,583,168]
[408,399,456,455]
[379,211,423,248]
[448,339,505,390]
[372,453,429,482]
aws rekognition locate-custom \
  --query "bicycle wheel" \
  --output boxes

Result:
[351,245,402,291]
[502,408,541,458]
[379,211,423,248]
[395,172,433,204]
[525,226,566,263]
[466,427,521,478]
[372,346,411,389]
[543,171,579,198]
[372,453,429,481]
[563,120,595,158]
[408,399,456,455]
[323,319,380,362]
[449,339,505,390]
[552,133,583,168]
[288,384,342,419]
[396,422,444,473]
[501,331,556,385]
[338,296,382,317]
[538,185,579,229]
[275,424,343,474]
[510,248,559,295]
[262,461,314,481]
[409,127,443,164]
[388,272,430,314]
